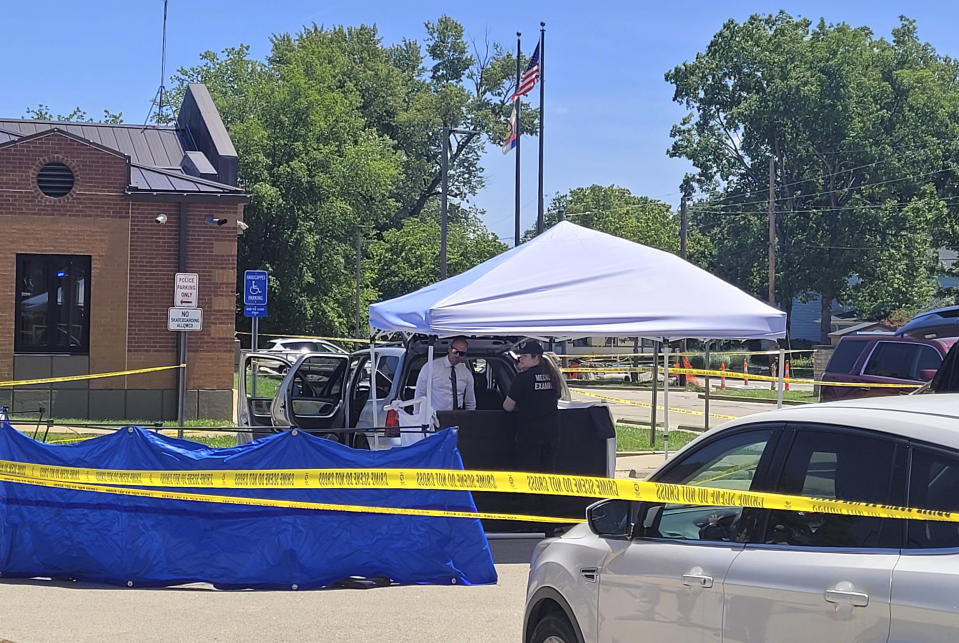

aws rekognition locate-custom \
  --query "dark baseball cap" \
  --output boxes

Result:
[515,339,544,355]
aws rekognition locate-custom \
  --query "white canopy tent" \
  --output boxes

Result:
[370,221,785,339]
[367,221,787,450]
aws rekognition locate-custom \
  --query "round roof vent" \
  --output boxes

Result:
[37,162,75,198]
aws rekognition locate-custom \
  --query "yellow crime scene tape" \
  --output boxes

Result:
[0,364,184,388]
[559,349,814,359]
[236,332,386,345]
[669,367,922,389]
[0,472,575,524]
[1,460,956,524]
[570,388,737,420]
[561,367,652,373]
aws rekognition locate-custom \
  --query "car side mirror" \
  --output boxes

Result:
[586,499,633,538]
[919,369,938,382]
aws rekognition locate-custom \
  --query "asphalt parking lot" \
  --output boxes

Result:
[0,536,539,643]
[0,387,775,642]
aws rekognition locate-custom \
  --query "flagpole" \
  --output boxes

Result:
[536,22,545,236]
[514,32,522,247]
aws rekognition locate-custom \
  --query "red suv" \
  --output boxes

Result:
[821,334,956,401]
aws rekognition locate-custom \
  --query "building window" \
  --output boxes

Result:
[15,254,91,353]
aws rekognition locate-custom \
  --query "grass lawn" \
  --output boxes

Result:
[17,429,238,448]
[18,421,694,453]
[5,416,235,428]
[704,388,818,403]
[617,424,698,452]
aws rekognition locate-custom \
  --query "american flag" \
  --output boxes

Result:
[511,42,540,101]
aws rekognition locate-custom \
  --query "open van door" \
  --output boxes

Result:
[345,348,406,450]
[272,352,352,443]
[237,351,293,444]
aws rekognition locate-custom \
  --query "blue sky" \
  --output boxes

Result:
[5,1,959,244]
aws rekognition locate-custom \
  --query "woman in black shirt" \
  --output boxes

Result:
[503,339,563,472]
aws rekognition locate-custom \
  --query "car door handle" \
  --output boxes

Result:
[825,589,869,607]
[682,574,713,588]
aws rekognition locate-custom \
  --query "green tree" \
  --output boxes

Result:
[367,205,507,302]
[25,105,123,123]
[668,14,959,340]
[164,19,524,335]
[538,185,689,255]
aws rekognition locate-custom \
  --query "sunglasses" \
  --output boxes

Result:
[450,348,467,356]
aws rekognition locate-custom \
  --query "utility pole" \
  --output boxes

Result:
[679,194,688,385]
[355,228,362,338]
[768,157,776,306]
[440,127,479,280]
[441,125,449,279]
[680,194,687,259]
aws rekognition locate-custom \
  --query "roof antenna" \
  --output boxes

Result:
[142,0,169,128]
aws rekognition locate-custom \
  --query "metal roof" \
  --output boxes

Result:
[0,127,20,143]
[0,115,245,202]
[129,163,243,194]
[0,119,189,168]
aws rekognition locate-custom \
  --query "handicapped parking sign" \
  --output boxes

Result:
[244,270,268,306]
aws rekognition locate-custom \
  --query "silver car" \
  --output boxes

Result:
[263,337,348,357]
[524,394,959,642]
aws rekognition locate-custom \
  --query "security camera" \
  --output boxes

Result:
[236,221,249,231]
[205,216,228,226]
[154,213,168,224]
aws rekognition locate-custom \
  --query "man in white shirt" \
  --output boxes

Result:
[413,336,476,415]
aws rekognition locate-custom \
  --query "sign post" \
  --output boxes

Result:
[244,270,268,350]
[170,275,202,437]
[244,271,269,398]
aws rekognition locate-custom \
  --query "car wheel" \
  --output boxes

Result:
[530,612,577,643]
[352,433,371,450]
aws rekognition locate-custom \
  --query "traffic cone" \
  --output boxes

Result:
[720,361,726,390]
[743,358,749,385]
[785,361,791,391]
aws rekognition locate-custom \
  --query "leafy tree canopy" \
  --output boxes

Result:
[26,105,123,123]
[162,18,533,336]
[668,13,959,339]
[539,184,694,256]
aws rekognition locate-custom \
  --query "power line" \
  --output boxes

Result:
[692,140,959,208]
[689,168,959,216]
[692,191,959,217]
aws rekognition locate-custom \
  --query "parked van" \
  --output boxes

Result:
[820,334,956,401]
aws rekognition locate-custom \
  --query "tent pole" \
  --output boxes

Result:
[663,341,670,460]
[704,341,711,431]
[650,341,659,445]
[425,338,435,434]
[370,335,378,450]
[776,347,785,408]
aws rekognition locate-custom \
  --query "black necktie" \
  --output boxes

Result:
[450,365,459,410]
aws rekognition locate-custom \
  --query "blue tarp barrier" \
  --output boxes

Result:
[0,423,497,589]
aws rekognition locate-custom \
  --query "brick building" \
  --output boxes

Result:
[0,84,247,420]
